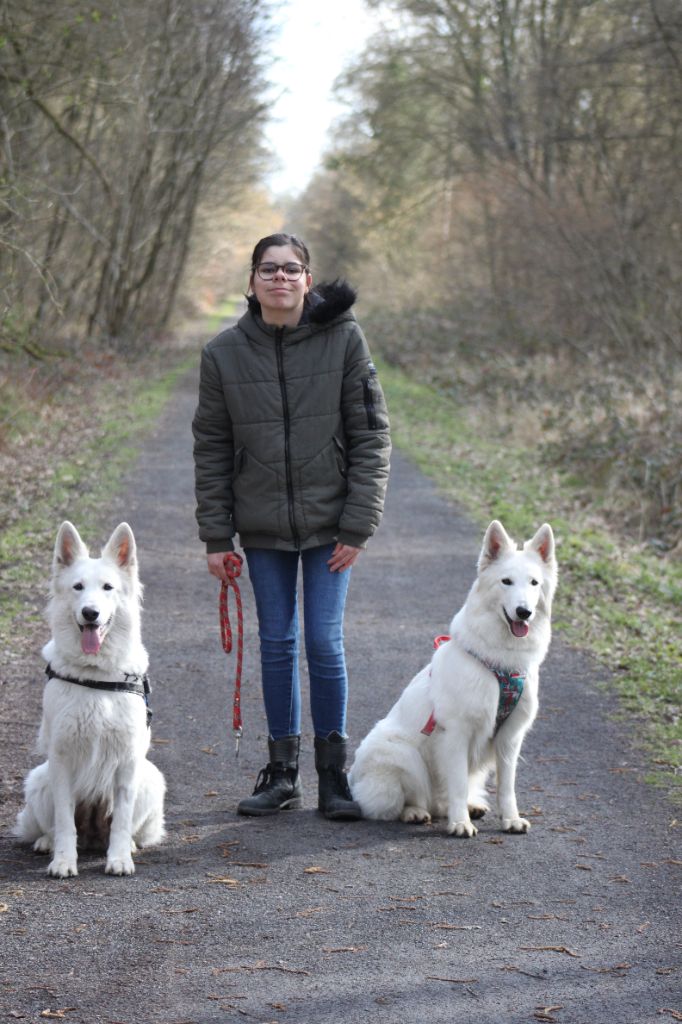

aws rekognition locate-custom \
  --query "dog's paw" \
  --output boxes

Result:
[447,820,478,838]
[47,857,78,878]
[468,803,488,821]
[33,835,53,854]
[105,854,135,876]
[502,817,530,834]
[401,805,431,824]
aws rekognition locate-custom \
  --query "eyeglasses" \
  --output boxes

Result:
[255,261,308,281]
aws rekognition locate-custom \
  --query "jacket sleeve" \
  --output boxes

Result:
[191,344,236,552]
[338,323,391,547]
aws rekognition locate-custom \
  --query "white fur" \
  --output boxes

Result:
[15,521,166,877]
[349,521,558,837]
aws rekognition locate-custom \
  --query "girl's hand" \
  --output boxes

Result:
[207,551,232,582]
[327,543,361,572]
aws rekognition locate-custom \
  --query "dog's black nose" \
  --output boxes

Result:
[516,607,532,620]
[81,607,99,623]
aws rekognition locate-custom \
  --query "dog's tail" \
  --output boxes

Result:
[14,762,52,844]
[350,734,432,820]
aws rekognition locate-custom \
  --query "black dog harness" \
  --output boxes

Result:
[45,664,153,726]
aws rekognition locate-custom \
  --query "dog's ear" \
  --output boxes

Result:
[102,523,137,571]
[54,521,88,569]
[526,523,555,565]
[478,520,515,571]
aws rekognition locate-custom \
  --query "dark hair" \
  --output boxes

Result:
[250,233,310,271]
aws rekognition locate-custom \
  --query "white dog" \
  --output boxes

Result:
[349,520,557,837]
[15,521,166,877]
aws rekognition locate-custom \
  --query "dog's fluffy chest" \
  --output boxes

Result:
[430,646,540,740]
[40,680,149,762]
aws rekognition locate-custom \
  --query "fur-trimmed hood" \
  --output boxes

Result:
[246,278,357,327]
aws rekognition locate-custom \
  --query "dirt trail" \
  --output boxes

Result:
[1,366,680,1024]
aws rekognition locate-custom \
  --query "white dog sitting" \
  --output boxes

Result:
[15,521,166,877]
[349,520,557,837]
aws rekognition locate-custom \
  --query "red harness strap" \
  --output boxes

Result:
[219,552,244,754]
[421,635,450,735]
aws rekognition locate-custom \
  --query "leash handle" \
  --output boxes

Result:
[219,552,244,755]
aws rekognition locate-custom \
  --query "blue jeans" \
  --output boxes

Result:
[244,544,352,741]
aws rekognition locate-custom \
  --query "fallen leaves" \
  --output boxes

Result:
[528,914,569,922]
[520,946,580,958]
[535,1006,563,1023]
[581,963,631,976]
[322,946,366,954]
[431,922,482,931]
[303,866,329,875]
[500,965,547,980]
[213,960,309,976]
[427,975,479,985]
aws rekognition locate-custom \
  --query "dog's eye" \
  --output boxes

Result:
[531,578,539,586]
[73,583,84,591]
[103,583,114,591]
[501,578,512,586]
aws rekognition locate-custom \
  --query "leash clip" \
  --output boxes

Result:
[234,726,243,757]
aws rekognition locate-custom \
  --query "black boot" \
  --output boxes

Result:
[237,735,303,816]
[314,732,362,821]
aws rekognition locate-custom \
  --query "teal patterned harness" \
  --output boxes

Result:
[490,668,525,734]
[421,635,525,738]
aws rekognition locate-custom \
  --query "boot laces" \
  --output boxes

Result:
[253,762,294,794]
[252,765,273,794]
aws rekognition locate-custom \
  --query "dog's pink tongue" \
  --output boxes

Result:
[81,625,102,655]
[512,620,529,638]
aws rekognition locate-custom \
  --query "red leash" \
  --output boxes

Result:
[219,552,244,755]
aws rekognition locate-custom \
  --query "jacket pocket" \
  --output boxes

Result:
[232,448,283,537]
[296,439,348,536]
[232,446,245,481]
[333,435,347,477]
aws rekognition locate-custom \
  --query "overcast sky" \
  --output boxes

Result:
[264,0,384,196]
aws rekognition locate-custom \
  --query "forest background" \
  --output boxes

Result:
[0,0,680,788]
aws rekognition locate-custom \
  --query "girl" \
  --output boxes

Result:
[192,233,391,819]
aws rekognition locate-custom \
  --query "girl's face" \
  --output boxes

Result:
[249,244,312,327]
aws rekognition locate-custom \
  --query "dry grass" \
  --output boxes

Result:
[365,307,681,557]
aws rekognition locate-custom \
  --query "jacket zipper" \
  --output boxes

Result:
[275,328,300,547]
[363,374,378,430]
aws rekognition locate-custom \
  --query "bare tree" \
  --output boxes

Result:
[0,0,271,350]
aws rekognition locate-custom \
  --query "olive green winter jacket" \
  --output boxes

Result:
[192,281,391,553]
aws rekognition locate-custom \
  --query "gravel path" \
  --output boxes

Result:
[1,365,680,1024]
